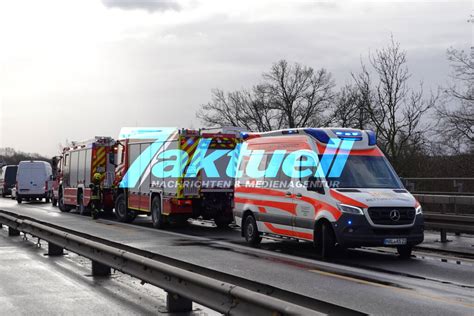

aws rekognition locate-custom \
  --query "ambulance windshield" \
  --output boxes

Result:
[325,155,403,189]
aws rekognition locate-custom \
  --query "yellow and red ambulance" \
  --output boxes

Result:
[233,128,424,258]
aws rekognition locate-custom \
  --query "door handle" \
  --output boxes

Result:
[285,191,292,197]
[295,193,302,198]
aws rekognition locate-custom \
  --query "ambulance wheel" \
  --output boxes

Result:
[397,245,413,259]
[321,222,336,259]
[115,194,134,223]
[151,196,165,229]
[243,215,261,246]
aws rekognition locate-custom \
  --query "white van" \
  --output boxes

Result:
[16,161,53,203]
[233,128,424,258]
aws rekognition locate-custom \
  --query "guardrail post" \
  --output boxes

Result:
[440,229,448,243]
[439,203,450,242]
[48,242,64,256]
[8,227,20,236]
[92,261,111,276]
[166,291,193,313]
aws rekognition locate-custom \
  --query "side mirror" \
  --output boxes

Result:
[307,176,325,194]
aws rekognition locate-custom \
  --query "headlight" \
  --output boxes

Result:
[415,205,423,215]
[338,204,364,215]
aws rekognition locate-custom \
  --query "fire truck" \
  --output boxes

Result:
[52,137,117,214]
[113,128,240,228]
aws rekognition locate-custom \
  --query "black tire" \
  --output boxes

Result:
[243,215,261,246]
[16,196,22,204]
[1,192,6,198]
[397,245,413,259]
[45,197,50,203]
[115,193,135,223]
[58,191,71,212]
[321,222,336,259]
[151,196,165,229]
[52,197,58,207]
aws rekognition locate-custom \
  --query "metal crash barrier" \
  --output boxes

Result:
[414,194,474,242]
[0,210,360,316]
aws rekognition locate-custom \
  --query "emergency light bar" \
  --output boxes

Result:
[332,129,363,141]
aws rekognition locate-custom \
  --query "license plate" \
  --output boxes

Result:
[384,238,407,245]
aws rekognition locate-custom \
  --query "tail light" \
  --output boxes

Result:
[172,199,192,206]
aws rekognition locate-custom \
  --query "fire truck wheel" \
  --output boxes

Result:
[243,214,261,246]
[58,192,72,212]
[115,193,134,223]
[321,222,336,259]
[151,196,165,229]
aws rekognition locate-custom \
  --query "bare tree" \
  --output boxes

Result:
[262,60,335,128]
[352,37,437,171]
[197,87,282,132]
[198,60,335,131]
[435,48,474,153]
[331,84,371,129]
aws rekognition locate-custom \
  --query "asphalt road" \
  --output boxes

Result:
[0,198,473,315]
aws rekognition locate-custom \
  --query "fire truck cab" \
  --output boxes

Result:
[54,137,116,214]
[234,128,424,258]
[113,127,240,228]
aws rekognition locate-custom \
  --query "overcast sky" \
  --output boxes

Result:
[0,0,471,156]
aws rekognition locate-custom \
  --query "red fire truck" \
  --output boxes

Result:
[52,137,117,214]
[113,128,240,228]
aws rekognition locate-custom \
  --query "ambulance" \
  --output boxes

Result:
[233,128,424,258]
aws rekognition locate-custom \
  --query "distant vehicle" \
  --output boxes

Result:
[233,128,424,258]
[16,161,53,203]
[0,165,18,197]
[53,137,116,214]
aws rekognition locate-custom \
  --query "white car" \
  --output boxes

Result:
[16,160,53,203]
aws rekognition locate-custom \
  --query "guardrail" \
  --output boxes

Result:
[403,177,474,195]
[0,210,360,316]
[414,194,474,242]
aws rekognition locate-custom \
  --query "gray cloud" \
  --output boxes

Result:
[101,0,181,12]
